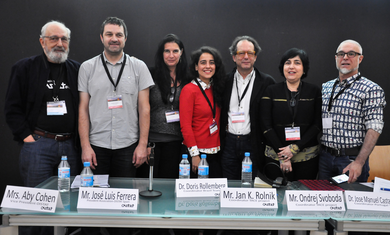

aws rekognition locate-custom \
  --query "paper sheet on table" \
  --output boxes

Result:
[373,177,390,193]
[71,175,110,188]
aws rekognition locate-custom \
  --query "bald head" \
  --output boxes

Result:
[337,39,363,54]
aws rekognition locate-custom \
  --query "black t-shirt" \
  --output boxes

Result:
[36,62,75,133]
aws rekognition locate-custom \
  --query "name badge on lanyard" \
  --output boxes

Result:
[322,114,333,129]
[107,95,123,109]
[285,127,300,141]
[231,111,245,123]
[165,110,180,123]
[47,100,67,115]
[209,120,218,135]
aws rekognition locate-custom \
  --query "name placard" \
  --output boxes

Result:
[285,190,345,211]
[220,188,277,209]
[175,197,219,210]
[77,187,138,210]
[1,186,60,213]
[175,178,227,198]
[344,190,390,211]
[220,208,278,217]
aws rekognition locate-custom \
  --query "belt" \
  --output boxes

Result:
[226,132,251,140]
[321,145,361,157]
[33,129,73,141]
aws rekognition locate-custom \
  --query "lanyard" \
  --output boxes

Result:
[284,81,301,127]
[100,53,127,92]
[194,79,216,119]
[51,64,64,101]
[169,77,178,110]
[327,74,361,112]
[235,72,254,107]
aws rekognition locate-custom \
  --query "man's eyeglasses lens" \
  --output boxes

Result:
[43,36,70,43]
[336,51,360,58]
[236,51,255,58]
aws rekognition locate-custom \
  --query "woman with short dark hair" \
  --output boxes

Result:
[260,48,322,181]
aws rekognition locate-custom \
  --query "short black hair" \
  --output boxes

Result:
[229,35,262,56]
[100,17,128,38]
[278,48,309,79]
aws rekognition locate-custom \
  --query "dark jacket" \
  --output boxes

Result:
[220,67,275,171]
[4,53,80,142]
[260,81,322,151]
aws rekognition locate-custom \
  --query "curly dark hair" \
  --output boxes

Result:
[153,34,188,104]
[278,48,309,79]
[188,46,226,107]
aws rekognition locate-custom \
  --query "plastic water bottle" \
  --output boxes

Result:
[198,154,209,178]
[80,162,94,187]
[179,154,190,179]
[58,156,70,192]
[241,152,252,185]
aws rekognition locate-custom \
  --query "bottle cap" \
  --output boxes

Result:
[182,154,188,159]
[83,162,91,167]
[201,154,206,159]
[245,152,250,157]
[61,156,67,160]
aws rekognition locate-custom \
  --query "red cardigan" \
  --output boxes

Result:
[180,82,221,150]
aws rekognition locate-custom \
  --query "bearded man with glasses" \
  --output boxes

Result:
[320,39,386,183]
[4,20,81,235]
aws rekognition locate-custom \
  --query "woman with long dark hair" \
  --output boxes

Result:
[180,46,226,178]
[143,34,189,178]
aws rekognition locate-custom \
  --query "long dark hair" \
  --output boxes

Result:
[188,46,226,107]
[153,34,188,104]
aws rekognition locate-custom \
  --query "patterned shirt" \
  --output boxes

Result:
[321,73,386,149]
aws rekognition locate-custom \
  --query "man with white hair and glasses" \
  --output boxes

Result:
[319,39,386,183]
[4,20,81,235]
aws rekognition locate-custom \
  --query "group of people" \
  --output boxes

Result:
[4,16,386,235]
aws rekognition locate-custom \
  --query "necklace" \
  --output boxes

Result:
[290,91,299,107]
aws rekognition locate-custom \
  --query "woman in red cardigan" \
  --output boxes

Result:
[180,46,226,178]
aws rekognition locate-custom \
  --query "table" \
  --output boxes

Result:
[0,177,328,235]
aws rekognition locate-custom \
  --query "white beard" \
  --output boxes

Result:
[45,47,69,63]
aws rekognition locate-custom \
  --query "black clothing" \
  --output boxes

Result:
[4,53,80,142]
[220,67,275,173]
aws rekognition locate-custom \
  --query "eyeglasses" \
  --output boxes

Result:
[169,87,175,103]
[335,51,361,58]
[42,36,70,43]
[236,51,256,58]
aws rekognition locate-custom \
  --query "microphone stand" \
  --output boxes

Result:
[140,143,162,197]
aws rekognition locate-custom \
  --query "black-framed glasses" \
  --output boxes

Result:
[335,51,361,58]
[42,36,70,43]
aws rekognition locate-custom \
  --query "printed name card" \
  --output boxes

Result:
[77,187,139,210]
[175,197,219,210]
[175,178,227,198]
[1,186,60,213]
[286,190,345,211]
[344,190,390,211]
[220,188,277,209]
